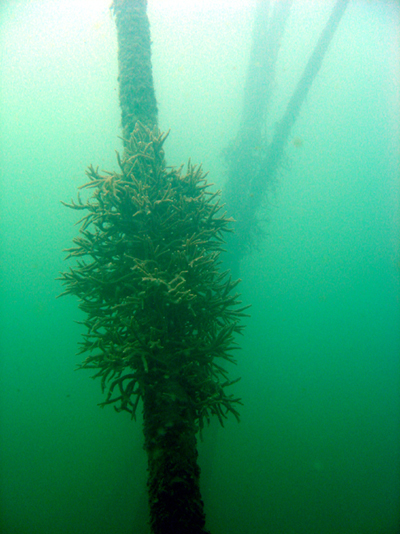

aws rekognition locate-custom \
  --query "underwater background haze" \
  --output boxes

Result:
[0,1,399,533]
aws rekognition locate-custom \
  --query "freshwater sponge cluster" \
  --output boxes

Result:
[59,123,248,430]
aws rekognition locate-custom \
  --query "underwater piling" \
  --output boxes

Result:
[60,1,248,533]
[112,0,158,140]
[223,0,349,274]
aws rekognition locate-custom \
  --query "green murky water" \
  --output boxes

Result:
[1,1,399,533]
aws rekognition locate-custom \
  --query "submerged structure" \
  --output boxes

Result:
[59,1,247,532]
[223,0,349,274]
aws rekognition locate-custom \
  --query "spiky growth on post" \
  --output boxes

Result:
[59,123,248,533]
